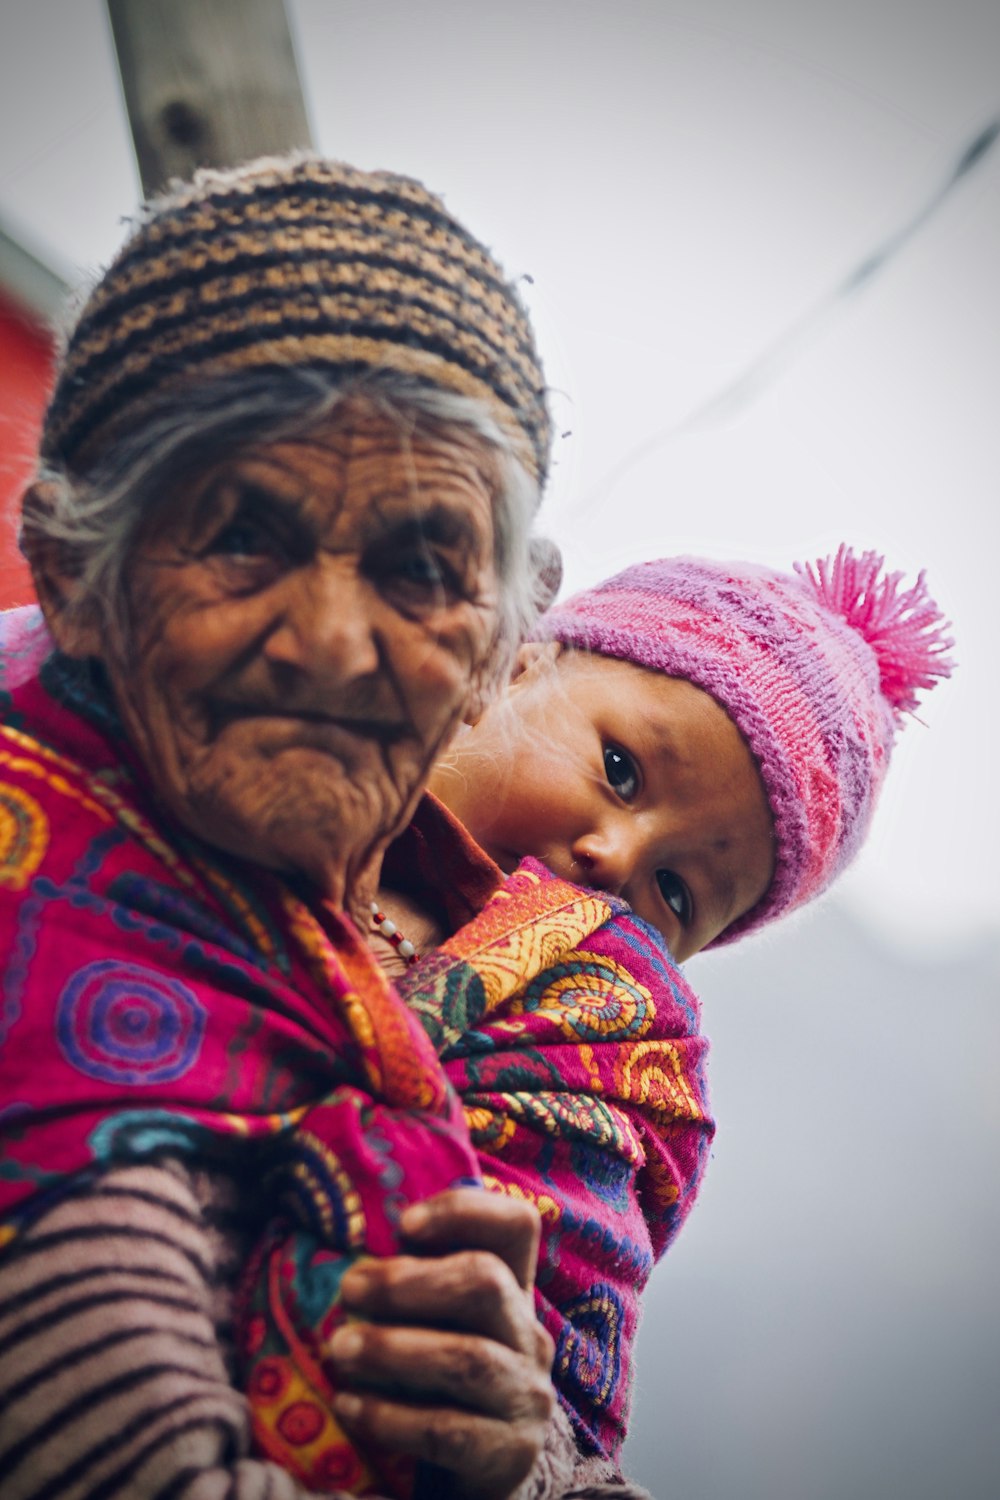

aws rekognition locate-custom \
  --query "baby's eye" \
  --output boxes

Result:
[657,869,692,925]
[604,745,639,801]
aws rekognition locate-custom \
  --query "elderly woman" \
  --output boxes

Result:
[0,157,709,1500]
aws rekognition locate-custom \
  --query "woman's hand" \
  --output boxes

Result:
[328,1188,556,1500]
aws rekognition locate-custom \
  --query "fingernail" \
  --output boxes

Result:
[401,1202,430,1234]
[328,1326,363,1362]
[341,1263,374,1300]
[334,1392,362,1421]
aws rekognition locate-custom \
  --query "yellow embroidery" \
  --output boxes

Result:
[0,750,113,825]
[0,784,49,890]
[615,1040,703,1121]
[480,1173,562,1224]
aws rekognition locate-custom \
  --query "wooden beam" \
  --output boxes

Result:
[106,0,314,196]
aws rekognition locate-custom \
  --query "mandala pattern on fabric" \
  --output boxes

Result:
[555,1282,625,1413]
[315,1446,367,1492]
[615,1039,704,1122]
[277,1401,325,1446]
[267,1128,366,1251]
[250,1355,291,1404]
[0,784,48,892]
[244,1260,410,1498]
[56,960,207,1084]
[516,951,654,1042]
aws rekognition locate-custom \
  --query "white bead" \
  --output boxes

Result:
[370,902,380,915]
[398,938,416,959]
[379,918,397,937]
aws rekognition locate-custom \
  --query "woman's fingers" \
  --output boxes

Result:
[399,1186,543,1291]
[334,1189,556,1497]
[332,1388,551,1500]
[340,1245,548,1357]
[328,1320,554,1421]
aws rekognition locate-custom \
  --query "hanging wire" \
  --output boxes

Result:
[575,118,1000,518]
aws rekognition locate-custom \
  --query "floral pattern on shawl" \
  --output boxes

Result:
[241,861,714,1484]
[0,611,714,1490]
[398,864,712,1457]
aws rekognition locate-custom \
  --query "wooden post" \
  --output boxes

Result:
[105,0,314,197]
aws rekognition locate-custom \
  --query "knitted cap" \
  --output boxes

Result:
[540,546,954,944]
[41,153,550,484]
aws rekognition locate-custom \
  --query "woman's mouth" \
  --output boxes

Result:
[209,704,408,752]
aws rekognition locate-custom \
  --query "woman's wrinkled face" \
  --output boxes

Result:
[79,406,501,903]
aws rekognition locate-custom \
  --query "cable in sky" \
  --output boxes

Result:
[576,118,1000,518]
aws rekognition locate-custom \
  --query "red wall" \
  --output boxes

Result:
[0,291,51,605]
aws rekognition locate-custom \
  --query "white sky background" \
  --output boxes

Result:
[0,0,997,955]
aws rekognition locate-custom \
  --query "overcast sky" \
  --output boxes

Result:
[1,0,996,955]
[1,6,997,1497]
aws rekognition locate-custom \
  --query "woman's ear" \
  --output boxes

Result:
[461,641,563,729]
[20,480,103,659]
[510,639,563,684]
[529,536,563,612]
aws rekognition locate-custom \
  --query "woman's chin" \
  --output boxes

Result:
[163,783,351,891]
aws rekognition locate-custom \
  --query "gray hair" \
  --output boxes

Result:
[22,368,556,694]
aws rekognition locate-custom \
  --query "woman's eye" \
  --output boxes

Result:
[657,869,692,925]
[379,546,463,607]
[396,548,448,588]
[211,516,274,559]
[604,745,639,801]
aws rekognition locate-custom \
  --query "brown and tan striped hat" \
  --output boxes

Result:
[42,153,551,486]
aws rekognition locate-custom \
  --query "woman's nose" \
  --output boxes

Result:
[264,563,381,681]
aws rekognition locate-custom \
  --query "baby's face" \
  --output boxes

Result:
[431,646,774,961]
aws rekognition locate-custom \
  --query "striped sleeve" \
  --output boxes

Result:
[0,1162,340,1500]
[0,1159,647,1500]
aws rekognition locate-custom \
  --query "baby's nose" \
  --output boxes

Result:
[570,829,634,896]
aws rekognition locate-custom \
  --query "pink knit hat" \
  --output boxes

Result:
[539,546,954,945]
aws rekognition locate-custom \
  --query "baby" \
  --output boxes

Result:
[426,543,954,960]
[242,544,953,1496]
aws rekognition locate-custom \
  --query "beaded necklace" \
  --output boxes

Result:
[369,901,419,965]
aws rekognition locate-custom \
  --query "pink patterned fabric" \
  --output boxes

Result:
[539,546,954,943]
[0,620,713,1485]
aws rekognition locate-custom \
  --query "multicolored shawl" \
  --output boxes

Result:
[242,860,714,1494]
[0,609,714,1494]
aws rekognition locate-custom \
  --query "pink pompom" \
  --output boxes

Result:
[794,545,955,716]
